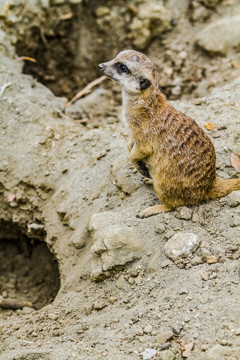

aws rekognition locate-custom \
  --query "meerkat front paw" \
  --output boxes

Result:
[136,204,173,218]
[142,177,153,185]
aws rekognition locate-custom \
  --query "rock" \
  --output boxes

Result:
[172,321,183,335]
[228,191,240,207]
[234,328,240,335]
[48,312,59,321]
[171,85,181,97]
[130,1,171,49]
[109,296,117,304]
[177,206,192,220]
[159,350,175,360]
[201,247,212,259]
[27,223,45,232]
[89,212,145,280]
[182,342,194,358]
[165,233,200,260]
[21,306,35,315]
[116,275,126,290]
[206,344,239,359]
[199,293,209,304]
[206,255,218,264]
[129,268,139,277]
[95,6,110,17]
[201,0,223,7]
[160,343,172,351]
[192,213,199,222]
[70,225,88,249]
[155,223,166,234]
[111,155,140,195]
[230,214,240,227]
[144,324,153,334]
[179,289,189,295]
[93,299,107,310]
[195,15,240,55]
[130,18,151,50]
[191,255,203,265]
[141,348,157,360]
[161,259,171,268]
[192,6,210,23]
[155,330,174,345]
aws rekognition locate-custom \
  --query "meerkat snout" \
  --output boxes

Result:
[98,63,105,71]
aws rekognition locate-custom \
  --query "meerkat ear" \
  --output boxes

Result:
[138,77,151,90]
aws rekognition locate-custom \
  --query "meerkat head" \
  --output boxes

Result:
[98,50,159,96]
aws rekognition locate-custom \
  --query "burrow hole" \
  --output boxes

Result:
[0,221,60,310]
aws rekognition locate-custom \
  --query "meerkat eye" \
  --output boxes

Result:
[116,63,130,74]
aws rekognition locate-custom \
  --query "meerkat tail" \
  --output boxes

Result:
[137,204,173,219]
[208,177,240,199]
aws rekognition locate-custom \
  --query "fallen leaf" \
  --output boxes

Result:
[182,342,194,358]
[231,152,240,170]
[204,122,215,131]
[8,193,15,202]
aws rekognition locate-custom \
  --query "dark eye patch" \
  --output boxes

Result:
[138,77,151,90]
[115,62,130,74]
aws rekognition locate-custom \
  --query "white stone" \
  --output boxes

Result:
[141,348,157,360]
[165,232,200,260]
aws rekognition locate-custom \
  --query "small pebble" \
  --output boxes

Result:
[191,255,203,265]
[155,223,166,234]
[177,206,192,220]
[155,330,174,344]
[21,306,35,315]
[141,348,157,360]
[199,293,209,304]
[93,300,107,310]
[159,349,175,360]
[144,324,153,334]
[109,296,117,304]
[179,288,189,295]
[230,214,240,227]
[234,328,240,335]
[206,255,218,264]
[161,260,171,268]
[172,321,183,335]
[130,268,139,277]
[160,342,172,350]
[227,191,240,207]
[48,312,58,321]
[192,213,199,222]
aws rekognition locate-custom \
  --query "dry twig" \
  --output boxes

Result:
[65,75,107,107]
[0,296,32,310]
[17,56,37,63]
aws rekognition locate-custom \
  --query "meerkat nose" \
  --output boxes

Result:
[98,63,105,71]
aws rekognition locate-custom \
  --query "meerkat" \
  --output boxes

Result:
[98,50,240,218]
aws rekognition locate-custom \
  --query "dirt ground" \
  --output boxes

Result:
[0,0,240,359]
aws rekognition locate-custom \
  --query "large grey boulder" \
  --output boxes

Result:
[196,15,240,55]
